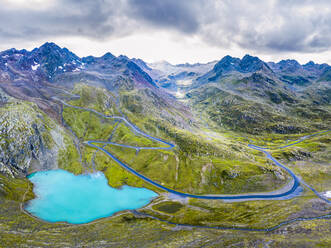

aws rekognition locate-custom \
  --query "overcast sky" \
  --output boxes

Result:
[1,0,331,64]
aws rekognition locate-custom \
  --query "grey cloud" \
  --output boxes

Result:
[0,0,331,54]
[127,0,200,33]
[200,0,331,53]
[0,0,127,41]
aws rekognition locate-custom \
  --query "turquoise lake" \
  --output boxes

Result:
[25,170,158,224]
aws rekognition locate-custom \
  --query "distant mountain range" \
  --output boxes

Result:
[1,42,330,94]
[143,54,330,91]
[0,42,330,134]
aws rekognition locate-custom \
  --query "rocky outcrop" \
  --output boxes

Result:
[0,89,65,177]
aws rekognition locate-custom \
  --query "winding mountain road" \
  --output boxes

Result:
[54,96,331,203]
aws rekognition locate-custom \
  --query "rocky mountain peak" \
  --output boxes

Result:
[213,55,240,73]
[304,61,315,67]
[34,42,80,63]
[101,52,115,60]
[131,58,152,71]
[212,54,272,77]
[239,54,270,73]
[276,59,302,73]
[12,42,82,78]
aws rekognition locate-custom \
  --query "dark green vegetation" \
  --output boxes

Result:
[0,43,330,247]
[153,201,183,214]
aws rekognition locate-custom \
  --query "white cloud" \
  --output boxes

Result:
[2,0,55,9]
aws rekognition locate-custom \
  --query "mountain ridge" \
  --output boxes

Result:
[1,42,330,89]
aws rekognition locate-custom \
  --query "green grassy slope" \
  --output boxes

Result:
[61,83,289,195]
[0,82,330,247]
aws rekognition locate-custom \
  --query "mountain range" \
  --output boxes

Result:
[1,42,330,95]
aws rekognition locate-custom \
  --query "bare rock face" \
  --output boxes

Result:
[0,88,65,177]
[0,89,9,105]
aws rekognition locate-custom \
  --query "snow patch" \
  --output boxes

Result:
[2,55,9,59]
[31,64,40,71]
[175,90,185,98]
[324,191,331,198]
[177,79,192,86]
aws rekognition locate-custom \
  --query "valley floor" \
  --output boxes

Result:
[1,85,331,247]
